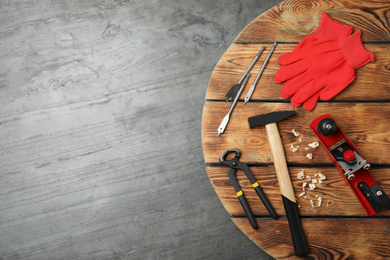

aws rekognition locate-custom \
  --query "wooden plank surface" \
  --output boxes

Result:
[202,0,390,259]
[234,0,390,43]
[205,44,390,101]
[207,166,390,216]
[232,218,390,259]
[202,103,390,165]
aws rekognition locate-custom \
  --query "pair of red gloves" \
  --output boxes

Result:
[275,12,375,111]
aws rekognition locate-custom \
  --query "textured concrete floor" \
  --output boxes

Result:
[0,1,283,259]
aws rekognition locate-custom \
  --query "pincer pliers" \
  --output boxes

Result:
[220,148,278,229]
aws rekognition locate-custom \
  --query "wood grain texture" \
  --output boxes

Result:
[235,0,390,43]
[265,123,297,202]
[207,166,390,216]
[206,43,390,101]
[203,102,390,164]
[232,218,390,259]
[202,0,390,259]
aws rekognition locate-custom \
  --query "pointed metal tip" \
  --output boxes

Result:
[257,46,266,56]
[218,131,222,136]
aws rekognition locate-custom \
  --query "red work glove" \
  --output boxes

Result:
[292,12,353,50]
[276,30,374,110]
[275,12,357,110]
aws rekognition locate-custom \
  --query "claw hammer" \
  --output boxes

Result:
[248,110,308,256]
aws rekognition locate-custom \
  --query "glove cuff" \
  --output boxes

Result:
[339,30,375,69]
[313,12,353,41]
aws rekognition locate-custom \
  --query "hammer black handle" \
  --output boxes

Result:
[282,195,308,256]
[265,122,308,256]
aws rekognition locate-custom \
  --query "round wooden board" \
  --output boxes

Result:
[201,0,390,259]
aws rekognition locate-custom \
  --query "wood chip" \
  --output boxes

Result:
[327,200,335,207]
[308,183,316,191]
[292,129,300,137]
[290,144,299,152]
[314,172,326,181]
[308,142,320,149]
[297,169,305,179]
[296,170,331,210]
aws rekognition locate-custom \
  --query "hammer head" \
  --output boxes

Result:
[248,110,296,128]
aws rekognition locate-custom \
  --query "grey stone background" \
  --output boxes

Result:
[0,1,283,259]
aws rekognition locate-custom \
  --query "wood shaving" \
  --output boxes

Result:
[309,197,323,208]
[327,200,335,207]
[296,170,333,210]
[308,142,320,149]
[315,172,327,181]
[290,144,299,152]
[318,197,323,207]
[304,147,310,150]
[306,153,313,160]
[297,169,305,179]
[308,183,316,191]
[292,129,300,137]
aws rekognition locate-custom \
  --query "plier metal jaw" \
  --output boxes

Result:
[220,148,278,229]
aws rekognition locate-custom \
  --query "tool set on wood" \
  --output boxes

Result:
[215,12,389,256]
